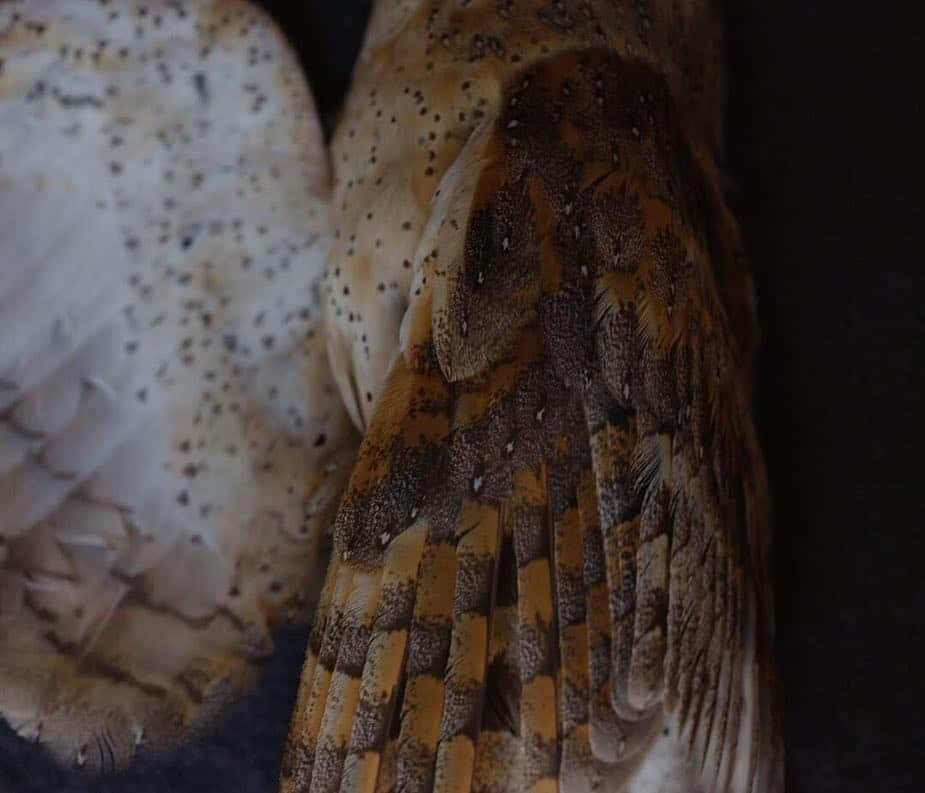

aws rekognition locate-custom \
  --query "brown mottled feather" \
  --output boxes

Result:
[434,502,501,792]
[395,535,455,793]
[285,2,780,792]
[510,464,559,792]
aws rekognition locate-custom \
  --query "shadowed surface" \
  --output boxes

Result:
[1,1,922,791]
[0,631,305,793]
[725,2,925,791]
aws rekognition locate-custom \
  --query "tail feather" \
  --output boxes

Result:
[312,570,382,793]
[393,534,455,793]
[342,525,426,793]
[472,530,522,793]
[433,502,500,793]
[509,464,559,791]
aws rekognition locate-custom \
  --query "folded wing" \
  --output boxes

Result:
[282,50,780,793]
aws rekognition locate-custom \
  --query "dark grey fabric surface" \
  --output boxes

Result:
[2,1,922,790]
[724,3,924,791]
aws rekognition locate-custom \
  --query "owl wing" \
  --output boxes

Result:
[0,0,356,770]
[282,51,781,793]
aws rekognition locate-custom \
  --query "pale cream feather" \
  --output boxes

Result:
[0,0,356,770]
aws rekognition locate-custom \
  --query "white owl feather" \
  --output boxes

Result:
[0,0,356,770]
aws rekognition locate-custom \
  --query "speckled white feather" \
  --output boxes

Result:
[0,0,356,770]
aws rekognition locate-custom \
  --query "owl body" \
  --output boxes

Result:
[286,2,779,793]
[0,0,355,770]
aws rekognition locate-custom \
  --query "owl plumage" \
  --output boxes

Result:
[283,2,780,793]
[0,0,356,770]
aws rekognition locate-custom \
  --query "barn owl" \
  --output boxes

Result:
[282,1,782,792]
[0,0,357,770]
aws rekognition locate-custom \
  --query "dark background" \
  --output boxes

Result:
[2,1,922,791]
